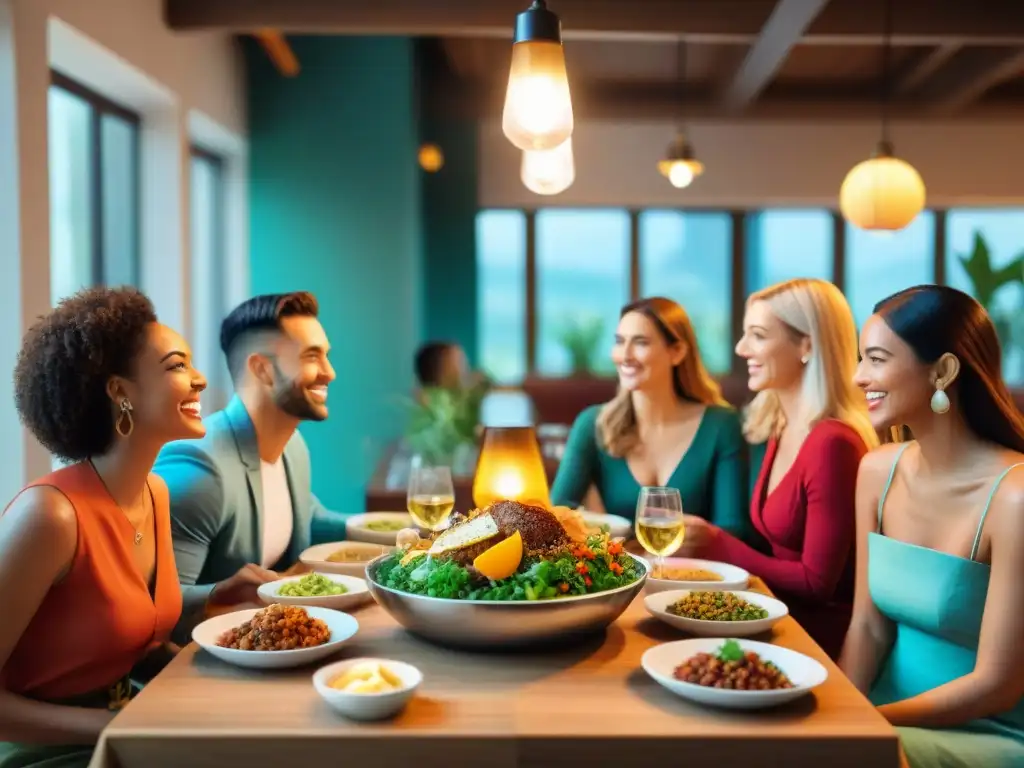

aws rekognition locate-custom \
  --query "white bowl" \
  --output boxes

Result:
[192,606,359,669]
[642,638,827,710]
[579,510,632,540]
[257,572,373,611]
[345,512,413,545]
[300,541,394,577]
[645,557,750,593]
[645,589,788,637]
[313,657,422,721]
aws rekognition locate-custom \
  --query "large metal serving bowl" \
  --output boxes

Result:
[365,552,649,650]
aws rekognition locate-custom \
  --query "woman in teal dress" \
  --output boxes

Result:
[550,297,750,540]
[839,285,1024,768]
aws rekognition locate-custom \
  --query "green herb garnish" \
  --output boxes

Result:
[716,639,745,663]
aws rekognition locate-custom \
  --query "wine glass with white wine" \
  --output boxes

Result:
[407,465,456,533]
[635,486,684,579]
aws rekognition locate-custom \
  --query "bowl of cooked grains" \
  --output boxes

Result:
[192,603,359,669]
[644,589,788,637]
[642,638,827,710]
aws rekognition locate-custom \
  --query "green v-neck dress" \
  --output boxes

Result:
[550,404,751,540]
[869,443,1024,767]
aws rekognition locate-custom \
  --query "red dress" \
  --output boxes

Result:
[703,419,867,659]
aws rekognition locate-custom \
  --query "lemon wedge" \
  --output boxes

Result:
[472,530,523,581]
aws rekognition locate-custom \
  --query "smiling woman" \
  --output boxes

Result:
[550,297,751,542]
[0,286,206,767]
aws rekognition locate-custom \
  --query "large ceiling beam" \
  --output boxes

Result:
[920,47,1024,113]
[164,0,1024,45]
[424,77,1024,123]
[720,0,832,111]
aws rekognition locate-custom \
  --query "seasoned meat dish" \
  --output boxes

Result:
[431,500,571,567]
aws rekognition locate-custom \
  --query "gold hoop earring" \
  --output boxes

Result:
[115,399,134,437]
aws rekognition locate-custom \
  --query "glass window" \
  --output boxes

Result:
[845,212,935,330]
[476,210,527,383]
[47,86,94,306]
[746,209,833,293]
[535,209,630,377]
[946,209,1024,385]
[639,210,733,374]
[47,74,140,305]
[190,147,228,403]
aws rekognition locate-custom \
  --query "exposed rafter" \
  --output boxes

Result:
[254,29,300,76]
[921,47,1024,113]
[720,0,832,111]
[892,44,961,96]
[164,0,1024,45]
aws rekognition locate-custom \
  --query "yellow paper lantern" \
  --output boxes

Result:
[418,143,444,173]
[840,141,926,231]
[472,426,551,509]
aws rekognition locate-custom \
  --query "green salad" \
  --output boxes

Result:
[278,573,348,597]
[374,535,642,601]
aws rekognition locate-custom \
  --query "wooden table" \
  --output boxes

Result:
[90,583,900,768]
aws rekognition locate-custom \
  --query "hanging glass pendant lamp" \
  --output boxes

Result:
[502,1,574,152]
[658,37,703,189]
[521,137,575,195]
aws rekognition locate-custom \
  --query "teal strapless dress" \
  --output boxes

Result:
[869,446,1024,768]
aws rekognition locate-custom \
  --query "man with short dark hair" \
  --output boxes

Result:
[155,291,339,640]
[414,341,469,390]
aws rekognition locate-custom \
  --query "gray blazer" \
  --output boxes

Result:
[155,396,329,642]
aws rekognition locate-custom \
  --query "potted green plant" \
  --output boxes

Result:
[403,379,490,475]
[957,230,1024,350]
[555,315,605,376]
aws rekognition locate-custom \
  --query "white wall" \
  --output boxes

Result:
[0,0,247,495]
[479,119,1024,208]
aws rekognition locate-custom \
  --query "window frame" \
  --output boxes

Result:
[476,205,1024,381]
[49,69,142,288]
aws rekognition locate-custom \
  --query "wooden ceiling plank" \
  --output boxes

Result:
[720,0,833,110]
[892,43,961,96]
[925,47,1024,113]
[165,0,1024,45]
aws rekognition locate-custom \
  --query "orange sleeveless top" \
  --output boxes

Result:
[1,463,182,700]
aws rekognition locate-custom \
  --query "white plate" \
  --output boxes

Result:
[345,512,413,545]
[300,541,394,577]
[579,510,632,540]
[257,572,372,611]
[313,657,422,721]
[645,589,788,637]
[645,557,750,593]
[192,606,358,669]
[642,638,827,710]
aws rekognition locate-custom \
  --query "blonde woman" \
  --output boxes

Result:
[550,297,751,541]
[682,278,877,660]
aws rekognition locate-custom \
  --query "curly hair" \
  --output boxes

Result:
[14,286,158,462]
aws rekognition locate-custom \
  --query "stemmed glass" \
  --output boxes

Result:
[407,465,455,533]
[634,486,684,579]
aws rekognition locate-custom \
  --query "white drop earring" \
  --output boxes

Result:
[800,355,809,365]
[930,386,950,414]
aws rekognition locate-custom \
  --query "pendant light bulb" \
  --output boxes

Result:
[657,133,704,189]
[521,137,575,196]
[502,1,574,152]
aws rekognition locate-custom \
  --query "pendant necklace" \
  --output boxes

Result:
[90,460,148,546]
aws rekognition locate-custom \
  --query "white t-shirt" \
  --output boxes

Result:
[260,458,294,569]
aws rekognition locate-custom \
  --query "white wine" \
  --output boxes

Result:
[635,516,685,557]
[408,494,455,531]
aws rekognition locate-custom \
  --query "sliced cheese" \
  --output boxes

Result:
[429,513,499,554]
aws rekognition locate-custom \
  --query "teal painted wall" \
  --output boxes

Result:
[246,36,423,513]
[419,113,479,365]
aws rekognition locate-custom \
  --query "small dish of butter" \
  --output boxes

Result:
[313,657,422,721]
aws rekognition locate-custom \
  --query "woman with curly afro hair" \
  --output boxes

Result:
[0,286,206,766]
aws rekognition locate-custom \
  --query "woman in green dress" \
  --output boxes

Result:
[550,297,750,541]
[839,286,1024,768]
